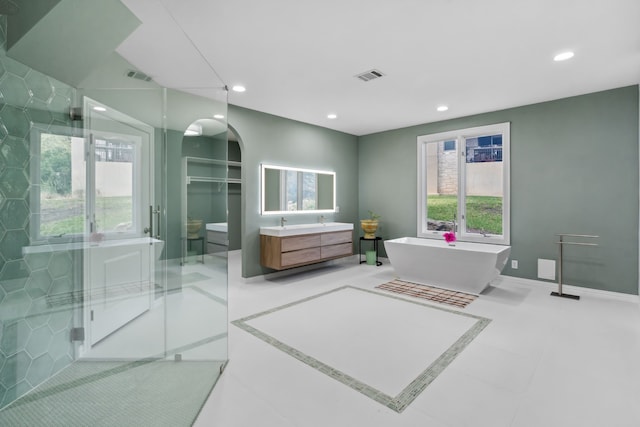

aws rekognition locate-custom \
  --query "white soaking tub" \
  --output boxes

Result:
[384,237,511,295]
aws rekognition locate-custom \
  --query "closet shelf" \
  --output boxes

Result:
[187,176,241,184]
[185,156,241,168]
[184,155,241,185]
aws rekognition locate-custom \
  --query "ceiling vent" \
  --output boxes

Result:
[126,70,153,82]
[355,69,385,82]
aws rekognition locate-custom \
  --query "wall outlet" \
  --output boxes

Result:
[511,260,518,269]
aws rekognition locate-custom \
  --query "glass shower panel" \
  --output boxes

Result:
[0,1,228,424]
[0,33,82,413]
[169,89,229,365]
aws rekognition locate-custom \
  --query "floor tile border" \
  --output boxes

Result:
[231,285,491,413]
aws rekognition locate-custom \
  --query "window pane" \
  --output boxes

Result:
[426,141,457,231]
[285,170,298,211]
[465,136,503,236]
[465,134,503,163]
[94,138,134,233]
[39,134,85,237]
[302,172,316,210]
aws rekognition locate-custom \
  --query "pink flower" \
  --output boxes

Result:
[443,232,456,243]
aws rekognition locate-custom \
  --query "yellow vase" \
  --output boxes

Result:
[186,219,203,239]
[360,219,379,239]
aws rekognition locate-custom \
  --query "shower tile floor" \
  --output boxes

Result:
[0,255,228,426]
[195,251,640,427]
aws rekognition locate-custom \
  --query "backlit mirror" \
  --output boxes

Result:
[261,164,335,214]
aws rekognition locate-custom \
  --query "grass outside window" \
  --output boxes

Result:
[427,195,502,235]
[41,196,133,236]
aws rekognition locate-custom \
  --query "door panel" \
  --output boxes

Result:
[81,97,157,354]
[89,244,149,345]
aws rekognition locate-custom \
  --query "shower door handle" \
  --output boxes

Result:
[144,205,161,238]
[153,206,161,239]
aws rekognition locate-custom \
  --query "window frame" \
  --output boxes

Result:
[417,122,510,245]
[29,120,146,245]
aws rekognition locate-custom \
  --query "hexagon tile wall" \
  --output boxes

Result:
[0,16,77,409]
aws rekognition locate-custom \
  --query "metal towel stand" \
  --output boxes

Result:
[551,234,599,300]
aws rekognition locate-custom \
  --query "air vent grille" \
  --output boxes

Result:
[126,70,153,82]
[355,69,385,82]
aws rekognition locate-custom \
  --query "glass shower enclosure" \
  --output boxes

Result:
[0,2,228,425]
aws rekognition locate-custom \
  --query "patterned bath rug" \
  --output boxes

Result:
[376,279,477,308]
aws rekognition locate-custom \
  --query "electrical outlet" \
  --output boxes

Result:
[511,260,518,269]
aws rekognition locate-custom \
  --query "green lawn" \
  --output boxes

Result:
[427,195,502,235]
[41,196,133,236]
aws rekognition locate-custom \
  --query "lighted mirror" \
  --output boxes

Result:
[261,164,336,214]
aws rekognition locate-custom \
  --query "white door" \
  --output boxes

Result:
[81,97,156,348]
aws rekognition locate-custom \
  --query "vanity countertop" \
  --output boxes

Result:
[260,222,353,237]
[206,222,228,233]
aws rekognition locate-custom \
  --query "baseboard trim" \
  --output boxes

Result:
[497,275,639,303]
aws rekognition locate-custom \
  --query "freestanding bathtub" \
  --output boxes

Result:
[384,237,511,295]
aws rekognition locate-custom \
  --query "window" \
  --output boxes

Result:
[283,170,318,211]
[443,140,456,151]
[35,130,86,238]
[31,126,144,242]
[417,123,510,245]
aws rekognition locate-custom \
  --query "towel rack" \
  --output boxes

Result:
[551,233,598,300]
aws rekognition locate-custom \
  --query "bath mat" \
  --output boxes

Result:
[376,279,477,308]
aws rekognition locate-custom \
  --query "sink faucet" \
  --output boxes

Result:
[280,217,287,227]
[319,215,325,224]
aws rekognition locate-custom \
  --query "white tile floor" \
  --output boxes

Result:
[195,251,640,427]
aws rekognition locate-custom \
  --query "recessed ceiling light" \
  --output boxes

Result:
[327,113,337,119]
[232,85,246,92]
[437,105,448,112]
[213,114,224,119]
[554,51,574,61]
[93,106,107,112]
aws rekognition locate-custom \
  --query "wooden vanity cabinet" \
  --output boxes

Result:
[260,230,353,270]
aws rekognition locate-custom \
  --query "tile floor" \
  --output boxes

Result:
[195,251,640,427]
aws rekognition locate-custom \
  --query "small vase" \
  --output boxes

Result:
[360,219,379,239]
[186,219,203,239]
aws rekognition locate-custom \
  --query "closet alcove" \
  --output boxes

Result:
[182,123,242,264]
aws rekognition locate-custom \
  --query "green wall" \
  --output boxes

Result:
[228,105,359,278]
[359,85,639,295]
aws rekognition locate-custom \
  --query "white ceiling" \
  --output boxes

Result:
[117,0,640,136]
